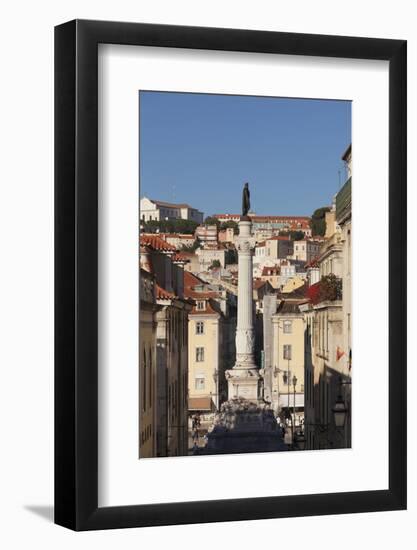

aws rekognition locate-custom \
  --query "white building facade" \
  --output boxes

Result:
[140,197,204,224]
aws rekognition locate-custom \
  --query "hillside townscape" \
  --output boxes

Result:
[139,144,352,457]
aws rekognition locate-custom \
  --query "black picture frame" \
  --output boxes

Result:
[55,19,407,531]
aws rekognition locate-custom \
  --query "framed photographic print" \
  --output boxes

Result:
[55,20,407,530]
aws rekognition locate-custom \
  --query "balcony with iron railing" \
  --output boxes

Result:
[336,177,351,224]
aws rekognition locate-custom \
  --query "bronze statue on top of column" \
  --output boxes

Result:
[242,182,250,218]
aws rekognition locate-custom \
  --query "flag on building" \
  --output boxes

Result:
[336,346,345,361]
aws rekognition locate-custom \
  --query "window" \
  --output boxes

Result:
[195,376,205,390]
[283,320,292,334]
[283,344,292,360]
[196,347,204,362]
[196,301,205,311]
[196,321,204,334]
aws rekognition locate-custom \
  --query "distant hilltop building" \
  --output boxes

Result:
[291,239,322,263]
[213,214,311,236]
[140,197,204,224]
[195,224,218,245]
[158,233,196,249]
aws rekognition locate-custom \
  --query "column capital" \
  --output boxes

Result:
[236,240,253,253]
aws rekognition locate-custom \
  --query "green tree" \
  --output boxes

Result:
[174,219,199,234]
[225,248,238,265]
[204,216,221,228]
[220,220,239,235]
[310,207,330,236]
[319,274,342,301]
[209,259,221,270]
[279,230,305,240]
[142,218,198,235]
[289,230,305,241]
[141,220,160,233]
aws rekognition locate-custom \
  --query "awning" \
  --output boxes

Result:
[188,397,214,412]
[279,393,304,408]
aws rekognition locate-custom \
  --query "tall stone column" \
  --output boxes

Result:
[226,217,261,401]
[235,220,256,368]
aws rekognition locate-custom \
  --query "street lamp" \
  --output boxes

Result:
[294,427,306,451]
[332,393,348,428]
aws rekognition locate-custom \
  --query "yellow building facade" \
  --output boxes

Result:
[271,300,305,425]
[188,305,221,412]
[184,271,236,423]
[139,268,158,458]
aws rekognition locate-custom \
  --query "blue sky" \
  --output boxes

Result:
[139,92,351,217]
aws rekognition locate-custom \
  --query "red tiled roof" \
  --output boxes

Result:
[253,279,268,289]
[252,215,310,222]
[262,266,280,276]
[189,299,220,316]
[140,234,176,252]
[155,284,175,301]
[267,235,291,241]
[213,214,310,222]
[183,271,220,300]
[172,252,190,263]
[289,220,311,228]
[184,271,205,288]
[186,289,219,300]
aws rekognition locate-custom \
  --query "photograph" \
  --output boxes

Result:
[139,92,352,458]
[0,0,410,542]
